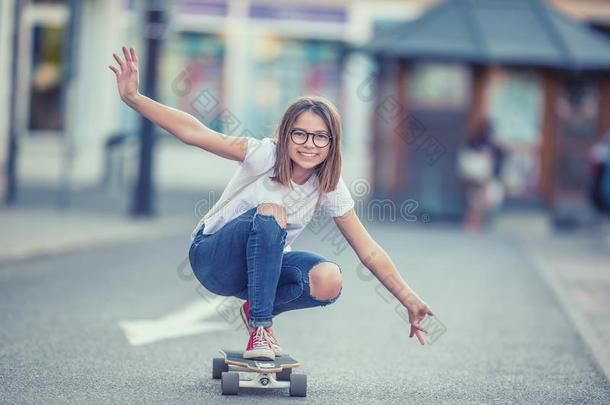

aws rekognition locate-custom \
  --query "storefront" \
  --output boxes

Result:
[159,1,348,140]
[360,0,610,220]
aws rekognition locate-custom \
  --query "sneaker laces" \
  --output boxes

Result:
[266,328,279,345]
[251,327,273,349]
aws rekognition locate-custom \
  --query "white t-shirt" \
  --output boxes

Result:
[190,137,355,252]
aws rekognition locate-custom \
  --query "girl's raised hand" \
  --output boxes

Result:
[108,46,140,104]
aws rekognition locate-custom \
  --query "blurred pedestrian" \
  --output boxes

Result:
[589,129,610,215]
[458,119,505,232]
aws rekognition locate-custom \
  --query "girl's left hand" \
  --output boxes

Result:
[405,297,435,345]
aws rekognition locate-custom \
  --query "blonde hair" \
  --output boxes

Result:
[270,95,343,194]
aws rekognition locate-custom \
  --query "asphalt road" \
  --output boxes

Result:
[1,221,609,404]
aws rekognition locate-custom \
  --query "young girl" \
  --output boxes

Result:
[109,46,434,360]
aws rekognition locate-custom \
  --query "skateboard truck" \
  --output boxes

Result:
[213,350,307,397]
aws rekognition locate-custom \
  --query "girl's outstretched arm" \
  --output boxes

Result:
[108,46,247,162]
[334,209,435,345]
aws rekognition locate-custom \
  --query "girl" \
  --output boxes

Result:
[109,46,434,360]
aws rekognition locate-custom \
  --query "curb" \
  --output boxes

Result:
[521,239,610,383]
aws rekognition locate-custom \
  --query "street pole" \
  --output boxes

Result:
[130,0,166,217]
[4,0,22,205]
[57,0,82,209]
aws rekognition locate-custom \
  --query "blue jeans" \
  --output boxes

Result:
[188,206,342,328]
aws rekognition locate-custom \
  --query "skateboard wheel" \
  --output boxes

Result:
[221,372,239,395]
[212,357,228,379]
[289,374,307,397]
[276,367,292,381]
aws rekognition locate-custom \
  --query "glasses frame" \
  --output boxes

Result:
[289,129,333,148]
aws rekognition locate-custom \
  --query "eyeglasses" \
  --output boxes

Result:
[289,129,333,148]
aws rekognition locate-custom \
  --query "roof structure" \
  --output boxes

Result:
[358,0,610,70]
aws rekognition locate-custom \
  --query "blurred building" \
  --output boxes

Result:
[154,0,368,190]
[3,0,428,203]
[359,0,610,224]
[5,0,608,227]
[0,0,129,202]
[149,0,438,191]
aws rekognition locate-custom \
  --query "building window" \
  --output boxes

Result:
[557,73,599,139]
[28,24,65,133]
[408,62,469,110]
[161,32,226,134]
[245,36,345,137]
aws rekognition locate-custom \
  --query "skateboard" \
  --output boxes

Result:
[213,349,306,397]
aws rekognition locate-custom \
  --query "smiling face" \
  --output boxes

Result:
[271,95,342,194]
[287,110,331,178]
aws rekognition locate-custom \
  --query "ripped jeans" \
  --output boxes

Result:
[188,206,342,328]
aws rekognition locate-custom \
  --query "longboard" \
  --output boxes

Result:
[213,349,306,396]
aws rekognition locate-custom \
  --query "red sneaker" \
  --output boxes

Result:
[243,326,275,360]
[265,327,284,356]
[239,301,253,335]
[240,301,284,356]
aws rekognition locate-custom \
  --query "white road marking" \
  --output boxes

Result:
[119,297,235,346]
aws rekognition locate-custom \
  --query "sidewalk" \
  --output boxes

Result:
[0,184,211,263]
[493,212,610,381]
[0,208,192,262]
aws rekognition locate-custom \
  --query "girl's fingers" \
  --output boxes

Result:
[411,323,428,334]
[129,62,138,73]
[130,47,138,64]
[122,46,131,63]
[108,65,119,78]
[112,53,125,71]
[427,309,434,316]
[415,330,426,345]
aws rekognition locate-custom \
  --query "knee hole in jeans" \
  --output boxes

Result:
[309,261,343,301]
[256,203,287,229]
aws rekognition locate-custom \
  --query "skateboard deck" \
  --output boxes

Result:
[219,349,299,373]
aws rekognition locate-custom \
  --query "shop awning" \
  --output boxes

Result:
[357,0,610,70]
